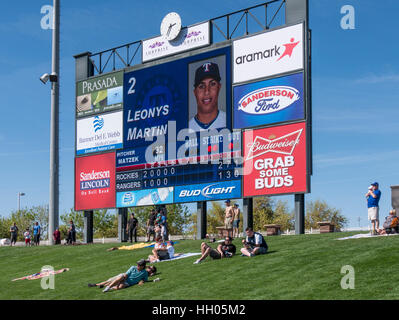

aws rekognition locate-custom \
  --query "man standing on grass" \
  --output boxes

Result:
[126,213,138,243]
[10,222,18,246]
[224,200,234,237]
[240,227,268,257]
[366,182,381,235]
[146,209,157,242]
[33,222,41,246]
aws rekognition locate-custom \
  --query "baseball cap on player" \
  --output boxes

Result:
[137,259,146,267]
[371,182,379,187]
[194,62,221,87]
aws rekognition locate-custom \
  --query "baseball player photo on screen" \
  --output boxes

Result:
[188,55,227,132]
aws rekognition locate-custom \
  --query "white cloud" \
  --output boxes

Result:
[355,74,399,84]
[315,150,399,168]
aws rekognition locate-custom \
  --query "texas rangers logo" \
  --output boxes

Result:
[202,62,212,72]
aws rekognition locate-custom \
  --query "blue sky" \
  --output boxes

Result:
[0,0,398,228]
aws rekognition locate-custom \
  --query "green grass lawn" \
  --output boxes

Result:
[1,232,399,300]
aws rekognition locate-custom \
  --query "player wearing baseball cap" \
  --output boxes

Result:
[189,62,226,131]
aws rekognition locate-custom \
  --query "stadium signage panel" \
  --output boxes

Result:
[75,152,116,211]
[116,187,174,207]
[76,110,123,155]
[243,122,307,197]
[233,23,304,83]
[233,73,304,129]
[142,22,210,62]
[174,180,241,203]
[76,71,123,118]
[123,46,231,165]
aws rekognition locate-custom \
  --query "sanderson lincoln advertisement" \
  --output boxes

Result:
[243,121,307,197]
[75,152,116,211]
[233,72,304,129]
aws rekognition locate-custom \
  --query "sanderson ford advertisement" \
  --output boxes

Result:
[233,72,304,129]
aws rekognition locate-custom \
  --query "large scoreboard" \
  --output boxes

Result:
[74,19,311,211]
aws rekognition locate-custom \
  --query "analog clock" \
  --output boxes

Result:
[160,12,182,41]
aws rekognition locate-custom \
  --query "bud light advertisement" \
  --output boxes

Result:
[174,180,241,203]
[233,72,304,129]
[243,122,307,197]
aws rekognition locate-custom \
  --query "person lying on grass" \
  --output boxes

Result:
[88,259,158,293]
[193,236,236,264]
[240,227,268,257]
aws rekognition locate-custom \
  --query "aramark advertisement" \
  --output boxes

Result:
[76,71,123,118]
[76,110,123,155]
[174,180,241,203]
[233,73,304,129]
[117,187,174,207]
[233,23,304,83]
[243,122,307,197]
[75,152,116,211]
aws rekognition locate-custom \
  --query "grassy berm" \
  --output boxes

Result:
[1,232,398,300]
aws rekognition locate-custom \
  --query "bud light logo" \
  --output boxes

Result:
[122,192,135,206]
[175,180,241,203]
[179,184,236,198]
[93,116,104,132]
[238,86,299,115]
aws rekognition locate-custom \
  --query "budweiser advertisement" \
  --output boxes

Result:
[233,23,304,84]
[243,122,307,197]
[75,152,116,211]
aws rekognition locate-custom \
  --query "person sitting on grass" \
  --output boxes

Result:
[147,237,170,263]
[88,259,158,292]
[193,236,236,264]
[240,227,268,257]
[377,209,399,235]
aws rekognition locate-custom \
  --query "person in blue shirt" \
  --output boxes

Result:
[366,182,382,235]
[88,259,158,292]
[33,222,41,246]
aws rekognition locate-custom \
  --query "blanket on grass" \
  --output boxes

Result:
[155,252,201,263]
[117,242,155,251]
[336,233,399,240]
[12,268,69,281]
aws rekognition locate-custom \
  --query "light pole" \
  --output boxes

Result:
[40,0,60,245]
[18,192,25,212]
